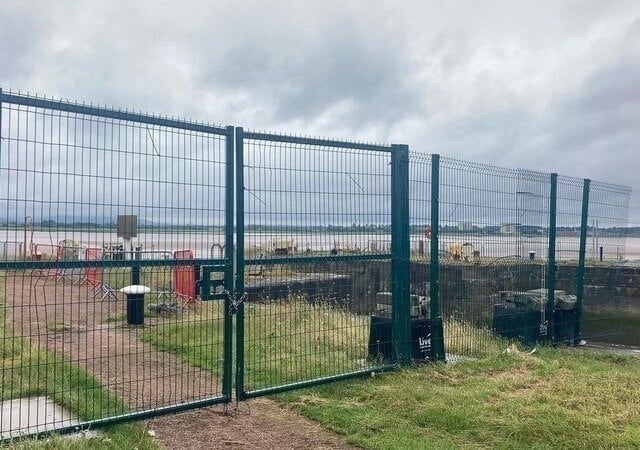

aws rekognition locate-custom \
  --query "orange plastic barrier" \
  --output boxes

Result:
[173,249,196,301]
[84,247,103,286]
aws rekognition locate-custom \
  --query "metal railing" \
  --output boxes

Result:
[0,89,234,441]
[0,88,633,440]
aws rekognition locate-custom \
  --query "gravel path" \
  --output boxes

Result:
[4,272,354,449]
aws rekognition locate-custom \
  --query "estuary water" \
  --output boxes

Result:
[1,229,638,262]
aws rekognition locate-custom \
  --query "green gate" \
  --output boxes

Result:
[234,128,411,399]
[0,90,235,439]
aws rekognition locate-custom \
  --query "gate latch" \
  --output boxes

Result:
[200,265,229,300]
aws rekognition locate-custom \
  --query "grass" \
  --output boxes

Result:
[142,295,640,448]
[240,299,373,390]
[102,305,167,324]
[143,298,388,391]
[142,297,508,392]
[141,301,226,379]
[277,346,640,448]
[581,308,640,346]
[3,426,155,449]
[0,275,157,448]
[45,322,71,333]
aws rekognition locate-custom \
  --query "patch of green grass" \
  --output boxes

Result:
[276,346,640,448]
[101,269,131,290]
[0,275,158,448]
[143,299,377,391]
[103,306,166,324]
[443,318,507,359]
[141,302,225,379]
[142,297,509,393]
[581,308,640,346]
[241,299,373,390]
[3,424,155,449]
[103,312,128,324]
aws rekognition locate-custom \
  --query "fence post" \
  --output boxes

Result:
[235,126,246,398]
[131,266,140,284]
[574,178,590,344]
[391,144,411,364]
[430,154,446,361]
[546,173,558,341]
[223,125,235,399]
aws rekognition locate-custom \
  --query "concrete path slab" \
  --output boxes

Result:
[0,396,100,440]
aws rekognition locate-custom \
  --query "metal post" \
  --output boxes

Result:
[131,265,141,285]
[391,144,411,364]
[24,216,31,259]
[234,127,246,398]
[430,154,446,361]
[574,179,590,344]
[123,237,132,260]
[223,125,235,398]
[546,173,558,341]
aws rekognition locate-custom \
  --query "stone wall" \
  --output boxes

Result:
[337,260,640,344]
[245,260,640,344]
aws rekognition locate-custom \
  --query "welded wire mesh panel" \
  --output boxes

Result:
[240,133,393,395]
[241,135,392,256]
[556,176,584,261]
[242,259,391,392]
[581,181,632,344]
[553,176,585,345]
[408,152,432,264]
[0,96,228,258]
[437,157,551,357]
[0,92,229,438]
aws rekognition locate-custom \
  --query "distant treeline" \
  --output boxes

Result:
[0,220,221,232]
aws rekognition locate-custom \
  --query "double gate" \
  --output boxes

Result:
[0,91,413,438]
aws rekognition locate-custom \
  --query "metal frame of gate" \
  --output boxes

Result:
[0,90,415,439]
[234,128,411,400]
[0,90,235,438]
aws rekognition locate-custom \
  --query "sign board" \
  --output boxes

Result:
[117,215,138,238]
[368,316,433,362]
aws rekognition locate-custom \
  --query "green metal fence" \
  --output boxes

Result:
[0,90,235,440]
[0,89,634,440]
[234,129,405,399]
[420,157,555,358]
[580,181,633,344]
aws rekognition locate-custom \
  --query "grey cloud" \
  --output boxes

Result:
[1,0,639,222]
[195,15,422,129]
[0,5,49,81]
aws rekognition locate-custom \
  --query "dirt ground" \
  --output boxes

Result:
[144,400,355,449]
[4,272,354,449]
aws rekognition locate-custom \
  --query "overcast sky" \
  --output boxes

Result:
[1,0,639,222]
